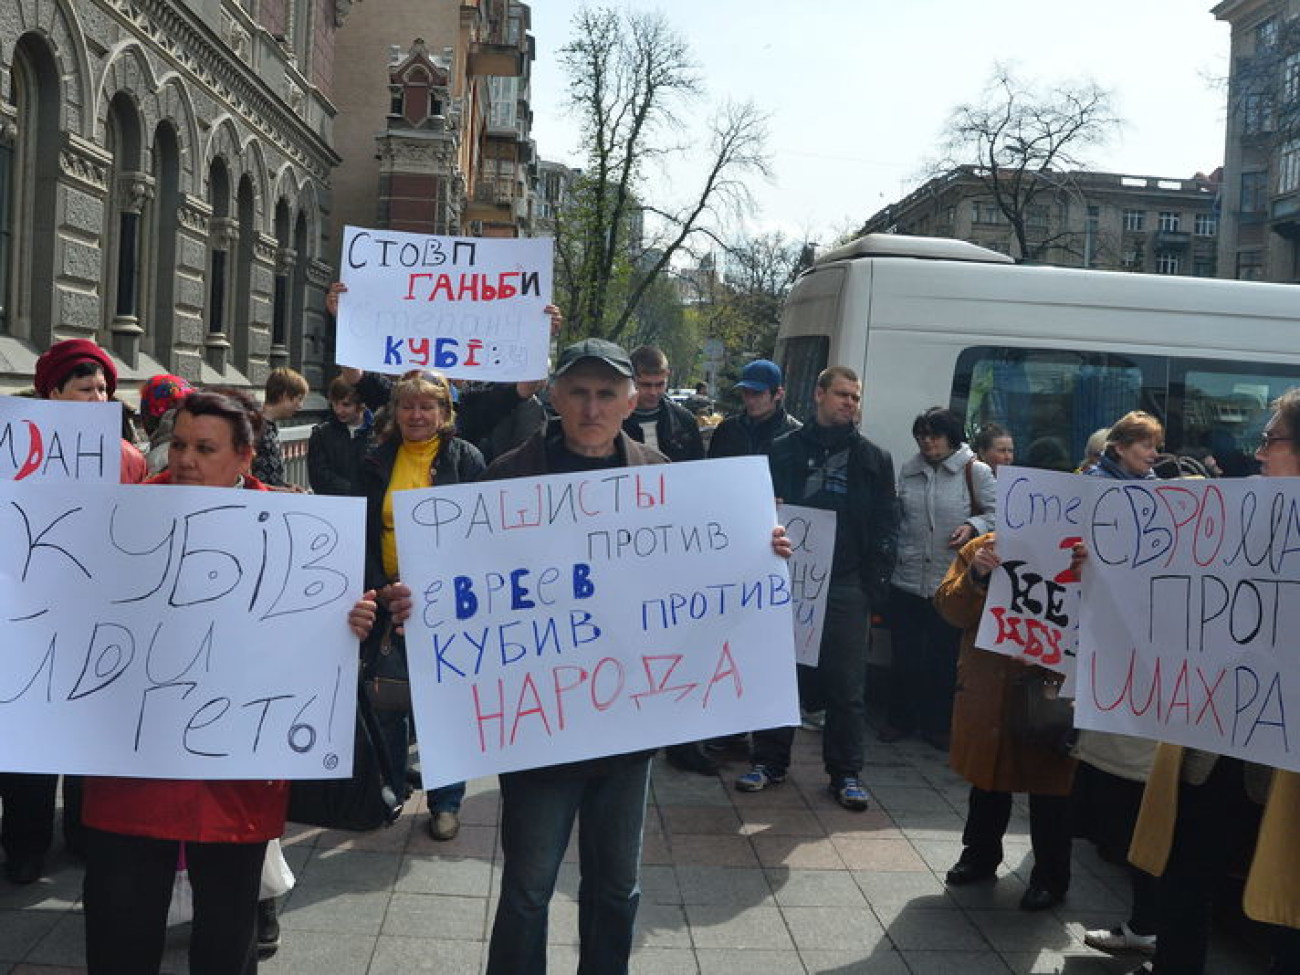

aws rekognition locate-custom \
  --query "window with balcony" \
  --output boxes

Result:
[971,202,1003,225]
[1281,140,1300,194]
[1242,170,1269,212]
[1121,247,1143,270]
[1242,92,1275,135]
[1158,211,1180,233]
[1256,17,1279,52]
[1156,251,1181,275]
[1285,52,1300,104]
[1123,209,1145,232]
[1237,250,1264,281]
[1194,213,1217,236]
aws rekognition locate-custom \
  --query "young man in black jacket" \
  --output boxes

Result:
[737,365,898,811]
[707,359,801,459]
[621,345,705,463]
[307,377,372,495]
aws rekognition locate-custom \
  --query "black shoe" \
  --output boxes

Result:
[876,725,908,743]
[257,897,281,956]
[1019,886,1064,911]
[3,857,43,886]
[665,743,719,776]
[944,860,997,886]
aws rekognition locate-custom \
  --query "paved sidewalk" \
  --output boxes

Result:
[0,730,1268,974]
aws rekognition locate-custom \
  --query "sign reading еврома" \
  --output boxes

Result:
[0,483,366,779]
[336,226,554,380]
[980,465,1300,772]
[395,457,799,787]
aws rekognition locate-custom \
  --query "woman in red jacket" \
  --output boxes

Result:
[80,388,382,975]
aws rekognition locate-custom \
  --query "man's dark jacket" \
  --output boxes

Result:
[708,406,801,459]
[621,398,704,462]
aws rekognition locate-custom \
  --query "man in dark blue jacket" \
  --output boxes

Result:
[707,359,801,459]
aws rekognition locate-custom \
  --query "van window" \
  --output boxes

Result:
[952,347,1166,471]
[774,335,829,425]
[1172,361,1300,477]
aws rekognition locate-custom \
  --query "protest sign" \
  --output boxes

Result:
[982,467,1300,773]
[394,457,799,787]
[0,483,366,779]
[778,503,836,666]
[336,225,553,380]
[0,397,122,482]
[974,467,1085,684]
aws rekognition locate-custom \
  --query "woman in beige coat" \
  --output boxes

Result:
[934,532,1079,912]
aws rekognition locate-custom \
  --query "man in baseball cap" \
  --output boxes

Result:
[708,359,802,459]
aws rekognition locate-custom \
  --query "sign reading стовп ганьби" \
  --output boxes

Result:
[335,226,553,380]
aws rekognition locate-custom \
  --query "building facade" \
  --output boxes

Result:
[860,166,1220,277]
[329,0,535,248]
[0,0,343,397]
[1214,0,1300,282]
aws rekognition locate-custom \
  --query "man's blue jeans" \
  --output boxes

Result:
[486,755,652,975]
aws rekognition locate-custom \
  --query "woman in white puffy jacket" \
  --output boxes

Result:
[878,407,995,749]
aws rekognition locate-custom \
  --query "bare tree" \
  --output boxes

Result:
[936,66,1118,261]
[555,6,770,341]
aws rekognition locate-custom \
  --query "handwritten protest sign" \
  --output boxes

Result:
[975,467,1084,684]
[981,467,1300,773]
[0,483,365,778]
[394,457,799,787]
[1,397,122,482]
[778,503,836,666]
[336,225,553,380]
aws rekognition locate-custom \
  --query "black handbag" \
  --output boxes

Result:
[1008,670,1075,754]
[362,621,412,713]
[287,686,403,831]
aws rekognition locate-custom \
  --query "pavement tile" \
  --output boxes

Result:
[728,783,812,809]
[0,911,65,965]
[666,834,758,868]
[638,864,682,905]
[392,856,495,897]
[259,930,377,974]
[686,904,796,949]
[897,949,1013,973]
[882,906,987,951]
[852,869,950,912]
[405,822,497,859]
[967,909,1079,954]
[633,903,692,947]
[1000,949,1127,973]
[750,834,845,870]
[368,935,482,973]
[675,866,772,906]
[695,947,805,973]
[781,904,886,951]
[766,868,866,908]
[19,914,83,968]
[280,887,390,934]
[314,820,412,853]
[660,804,742,835]
[298,849,401,891]
[799,948,912,973]
[736,806,827,836]
[630,946,701,973]
[379,892,488,940]
[831,836,928,872]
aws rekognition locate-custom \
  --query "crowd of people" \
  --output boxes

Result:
[2,309,1297,974]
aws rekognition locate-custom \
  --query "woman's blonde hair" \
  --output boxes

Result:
[385,369,456,441]
[1106,410,1164,451]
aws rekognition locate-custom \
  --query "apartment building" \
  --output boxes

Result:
[330,0,536,246]
[1214,0,1300,282]
[859,166,1220,276]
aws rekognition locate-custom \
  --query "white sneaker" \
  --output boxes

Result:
[1083,922,1156,955]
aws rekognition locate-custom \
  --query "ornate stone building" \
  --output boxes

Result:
[0,0,343,397]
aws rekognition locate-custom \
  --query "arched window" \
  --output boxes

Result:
[104,93,147,362]
[6,35,61,346]
[233,174,256,371]
[271,198,291,361]
[205,158,234,370]
[145,122,181,363]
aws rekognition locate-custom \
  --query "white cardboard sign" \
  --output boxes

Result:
[778,503,836,666]
[0,483,366,779]
[336,226,553,380]
[394,457,799,787]
[0,397,123,483]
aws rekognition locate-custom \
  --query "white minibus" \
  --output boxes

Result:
[776,234,1300,476]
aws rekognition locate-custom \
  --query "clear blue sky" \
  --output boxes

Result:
[528,1,1230,243]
